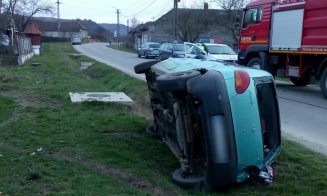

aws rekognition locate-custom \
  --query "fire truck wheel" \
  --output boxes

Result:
[247,57,263,70]
[290,76,310,86]
[320,68,327,99]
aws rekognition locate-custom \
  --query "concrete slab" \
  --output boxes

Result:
[69,92,133,105]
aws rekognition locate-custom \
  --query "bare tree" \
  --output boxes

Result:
[177,9,209,42]
[211,0,250,46]
[130,16,140,29]
[3,0,54,32]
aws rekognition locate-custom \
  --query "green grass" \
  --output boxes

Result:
[0,43,326,195]
[108,45,137,54]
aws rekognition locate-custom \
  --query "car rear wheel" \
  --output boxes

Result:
[138,52,141,58]
[156,70,201,92]
[134,60,160,74]
[172,168,204,189]
[320,67,327,98]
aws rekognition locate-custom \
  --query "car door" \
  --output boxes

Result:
[166,44,173,58]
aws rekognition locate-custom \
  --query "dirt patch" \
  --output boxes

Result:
[0,90,61,108]
[0,144,178,196]
[48,151,178,196]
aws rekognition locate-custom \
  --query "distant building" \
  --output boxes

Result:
[32,19,88,40]
[129,3,234,49]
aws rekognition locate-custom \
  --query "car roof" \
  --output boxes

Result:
[203,43,229,47]
[152,58,271,79]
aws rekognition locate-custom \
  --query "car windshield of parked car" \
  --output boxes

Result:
[173,44,185,51]
[149,44,160,48]
[206,45,236,55]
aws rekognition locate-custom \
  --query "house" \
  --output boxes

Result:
[23,22,42,55]
[129,3,234,49]
[32,18,88,40]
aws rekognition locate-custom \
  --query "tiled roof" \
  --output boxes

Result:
[32,19,87,32]
[23,23,42,35]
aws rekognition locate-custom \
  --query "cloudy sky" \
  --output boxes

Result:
[57,0,215,24]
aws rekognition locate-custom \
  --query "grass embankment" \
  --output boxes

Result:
[0,43,326,195]
[108,44,137,54]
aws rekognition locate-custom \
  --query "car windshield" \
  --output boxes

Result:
[206,45,236,55]
[173,44,185,51]
[149,44,160,48]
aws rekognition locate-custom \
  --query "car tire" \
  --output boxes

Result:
[138,52,141,58]
[290,76,310,86]
[156,70,201,92]
[172,168,204,189]
[134,60,160,74]
[145,52,149,59]
[320,67,327,99]
[247,57,263,69]
[145,125,161,139]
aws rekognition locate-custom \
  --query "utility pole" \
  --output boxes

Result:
[173,0,179,40]
[9,0,14,46]
[56,0,62,35]
[116,9,120,46]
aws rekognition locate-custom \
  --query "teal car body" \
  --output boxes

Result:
[135,58,281,190]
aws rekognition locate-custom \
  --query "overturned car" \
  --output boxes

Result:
[134,58,281,191]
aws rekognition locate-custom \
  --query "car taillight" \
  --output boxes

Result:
[235,70,250,94]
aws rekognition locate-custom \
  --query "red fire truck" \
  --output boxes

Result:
[238,0,327,98]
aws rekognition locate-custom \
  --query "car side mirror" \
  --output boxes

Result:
[235,10,242,29]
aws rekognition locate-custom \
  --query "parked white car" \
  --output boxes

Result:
[202,43,238,62]
[184,42,209,59]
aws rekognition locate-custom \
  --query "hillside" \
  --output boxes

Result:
[100,23,128,37]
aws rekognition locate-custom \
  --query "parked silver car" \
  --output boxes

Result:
[0,33,10,46]
[138,42,161,59]
[71,37,82,45]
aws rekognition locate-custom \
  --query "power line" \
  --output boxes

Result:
[122,0,157,18]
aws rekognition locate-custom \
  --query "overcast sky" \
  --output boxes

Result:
[56,0,215,25]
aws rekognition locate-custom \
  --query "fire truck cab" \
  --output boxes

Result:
[238,0,327,98]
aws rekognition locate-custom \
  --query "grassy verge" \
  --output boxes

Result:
[0,43,326,195]
[108,44,137,54]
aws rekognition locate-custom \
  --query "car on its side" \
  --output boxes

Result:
[134,58,281,191]
[159,43,186,60]
[201,43,238,62]
[138,42,161,59]
[71,37,82,45]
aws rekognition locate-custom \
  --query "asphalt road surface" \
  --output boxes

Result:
[75,43,327,156]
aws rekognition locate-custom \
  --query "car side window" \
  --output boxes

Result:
[243,7,262,28]
[161,44,165,50]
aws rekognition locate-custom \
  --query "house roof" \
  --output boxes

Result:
[32,19,87,32]
[23,23,42,35]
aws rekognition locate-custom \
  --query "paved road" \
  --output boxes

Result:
[75,43,147,80]
[75,43,327,155]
